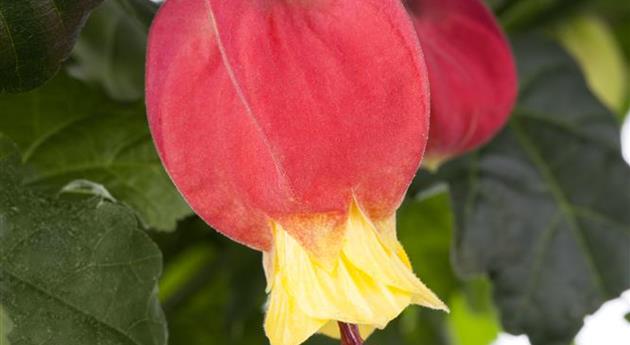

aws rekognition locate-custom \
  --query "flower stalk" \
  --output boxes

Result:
[339,323,364,345]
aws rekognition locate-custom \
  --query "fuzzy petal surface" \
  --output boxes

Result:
[146,0,429,251]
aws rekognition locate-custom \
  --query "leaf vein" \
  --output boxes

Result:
[512,121,609,298]
[0,6,20,88]
[1,268,144,345]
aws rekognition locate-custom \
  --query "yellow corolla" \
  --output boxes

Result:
[264,201,448,345]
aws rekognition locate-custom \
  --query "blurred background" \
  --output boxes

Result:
[1,0,629,345]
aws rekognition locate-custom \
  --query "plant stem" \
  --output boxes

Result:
[338,322,364,345]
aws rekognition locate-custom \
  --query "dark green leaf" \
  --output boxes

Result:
[398,191,459,300]
[367,309,450,345]
[69,0,154,101]
[0,72,192,231]
[0,134,16,160]
[116,0,159,27]
[157,217,268,345]
[0,0,103,92]
[159,244,216,303]
[0,148,167,345]
[448,279,499,345]
[496,0,585,32]
[0,304,14,345]
[442,35,630,345]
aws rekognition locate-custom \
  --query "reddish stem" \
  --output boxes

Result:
[338,322,364,345]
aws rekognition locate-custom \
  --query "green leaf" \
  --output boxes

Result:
[115,0,159,27]
[0,135,16,161]
[448,279,499,345]
[442,35,630,345]
[497,0,585,32]
[592,0,630,115]
[69,0,154,101]
[555,14,628,115]
[398,191,459,300]
[367,309,450,345]
[0,304,14,345]
[0,72,192,231]
[0,148,167,345]
[157,217,268,345]
[159,244,216,302]
[0,0,103,92]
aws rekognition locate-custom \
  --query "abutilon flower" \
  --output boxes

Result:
[143,0,514,344]
[406,0,518,167]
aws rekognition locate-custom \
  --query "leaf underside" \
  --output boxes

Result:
[0,0,103,92]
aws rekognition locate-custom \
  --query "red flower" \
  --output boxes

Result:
[409,0,518,167]
[146,0,516,344]
[146,0,429,254]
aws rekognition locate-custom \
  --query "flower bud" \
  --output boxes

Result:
[407,0,518,167]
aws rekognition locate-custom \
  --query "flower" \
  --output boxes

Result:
[146,0,450,344]
[407,0,518,168]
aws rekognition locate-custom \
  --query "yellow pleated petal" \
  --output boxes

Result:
[265,276,328,345]
[263,200,448,345]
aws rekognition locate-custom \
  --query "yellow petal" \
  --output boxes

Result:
[265,276,328,345]
[263,200,447,345]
